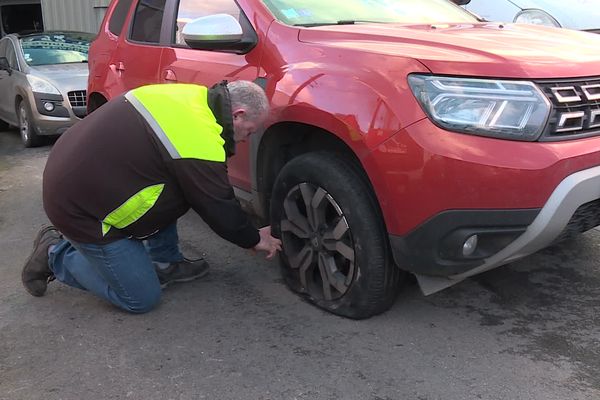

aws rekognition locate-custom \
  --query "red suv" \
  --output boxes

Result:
[88,0,600,319]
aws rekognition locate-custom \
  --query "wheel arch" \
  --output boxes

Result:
[14,93,24,114]
[256,121,390,231]
[87,92,109,114]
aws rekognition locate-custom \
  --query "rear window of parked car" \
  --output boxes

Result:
[108,0,134,36]
[130,0,166,43]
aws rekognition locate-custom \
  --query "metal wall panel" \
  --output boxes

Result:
[41,0,109,34]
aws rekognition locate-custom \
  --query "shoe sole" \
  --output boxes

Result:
[160,268,210,289]
[21,225,58,297]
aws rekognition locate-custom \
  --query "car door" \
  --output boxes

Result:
[158,0,263,191]
[107,0,167,95]
[0,37,20,125]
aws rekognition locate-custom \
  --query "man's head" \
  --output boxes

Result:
[227,80,270,143]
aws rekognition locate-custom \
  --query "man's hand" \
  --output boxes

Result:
[253,226,282,259]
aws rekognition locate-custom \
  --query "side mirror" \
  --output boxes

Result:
[0,57,11,75]
[451,0,471,5]
[182,14,245,51]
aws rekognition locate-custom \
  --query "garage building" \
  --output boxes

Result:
[1,0,110,36]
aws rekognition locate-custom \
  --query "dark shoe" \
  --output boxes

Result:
[22,225,62,297]
[156,258,209,288]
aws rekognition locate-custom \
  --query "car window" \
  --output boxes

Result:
[174,0,243,46]
[109,0,134,36]
[130,0,166,43]
[262,0,476,26]
[5,40,19,70]
[20,33,93,66]
[0,39,6,58]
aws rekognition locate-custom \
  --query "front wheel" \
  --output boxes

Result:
[270,152,405,319]
[18,99,40,148]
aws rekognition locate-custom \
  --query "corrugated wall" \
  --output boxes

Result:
[41,0,110,34]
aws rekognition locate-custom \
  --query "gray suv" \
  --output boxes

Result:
[0,32,91,147]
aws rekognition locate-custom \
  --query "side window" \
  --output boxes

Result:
[108,0,134,36]
[174,0,246,46]
[5,41,18,70]
[130,0,166,43]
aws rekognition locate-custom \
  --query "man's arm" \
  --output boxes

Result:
[172,159,260,248]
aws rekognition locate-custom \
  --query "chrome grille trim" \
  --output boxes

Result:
[68,90,87,108]
[581,84,600,101]
[556,111,585,132]
[590,109,600,128]
[534,77,600,141]
[551,86,581,103]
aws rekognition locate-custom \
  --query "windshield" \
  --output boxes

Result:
[261,0,477,26]
[19,32,93,66]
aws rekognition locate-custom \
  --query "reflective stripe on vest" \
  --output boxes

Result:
[101,183,165,236]
[125,84,226,162]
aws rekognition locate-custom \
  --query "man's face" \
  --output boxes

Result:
[232,109,266,143]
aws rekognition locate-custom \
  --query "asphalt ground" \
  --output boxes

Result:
[1,128,599,400]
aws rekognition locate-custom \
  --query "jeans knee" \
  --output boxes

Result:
[122,287,161,314]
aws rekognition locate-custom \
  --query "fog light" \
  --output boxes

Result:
[462,235,478,257]
[43,102,55,112]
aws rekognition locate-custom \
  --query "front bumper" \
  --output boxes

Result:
[390,165,600,294]
[29,92,84,136]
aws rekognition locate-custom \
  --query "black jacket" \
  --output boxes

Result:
[43,83,260,248]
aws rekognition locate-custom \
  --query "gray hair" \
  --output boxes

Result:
[227,80,270,122]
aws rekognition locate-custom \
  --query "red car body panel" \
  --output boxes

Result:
[88,0,600,287]
[370,120,600,234]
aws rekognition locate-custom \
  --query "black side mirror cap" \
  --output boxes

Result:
[451,0,471,5]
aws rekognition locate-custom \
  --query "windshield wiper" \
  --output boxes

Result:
[294,20,385,27]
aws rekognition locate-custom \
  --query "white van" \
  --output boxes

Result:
[460,0,600,32]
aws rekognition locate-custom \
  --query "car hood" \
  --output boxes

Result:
[298,22,600,78]
[508,0,600,30]
[29,63,89,93]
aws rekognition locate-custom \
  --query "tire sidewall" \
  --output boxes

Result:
[18,99,38,147]
[271,152,398,318]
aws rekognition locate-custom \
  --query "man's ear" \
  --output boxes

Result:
[232,108,247,120]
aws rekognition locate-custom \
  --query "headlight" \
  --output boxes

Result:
[408,75,551,141]
[514,9,561,27]
[26,75,61,95]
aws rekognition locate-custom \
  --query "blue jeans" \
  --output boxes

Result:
[49,223,184,313]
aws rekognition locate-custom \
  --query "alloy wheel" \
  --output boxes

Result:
[280,182,356,301]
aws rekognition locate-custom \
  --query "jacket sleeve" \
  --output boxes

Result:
[171,158,260,248]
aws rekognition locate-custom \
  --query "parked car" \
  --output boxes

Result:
[0,31,91,146]
[89,0,600,319]
[457,0,600,31]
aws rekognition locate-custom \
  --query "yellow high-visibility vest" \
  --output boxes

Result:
[101,84,226,236]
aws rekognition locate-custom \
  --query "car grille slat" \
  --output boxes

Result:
[535,77,600,141]
[68,90,87,108]
[553,199,600,243]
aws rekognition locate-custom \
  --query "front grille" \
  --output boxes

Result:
[553,198,600,243]
[535,77,600,141]
[68,90,87,108]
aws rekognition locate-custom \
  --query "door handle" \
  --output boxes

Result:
[163,69,177,83]
[109,62,126,74]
